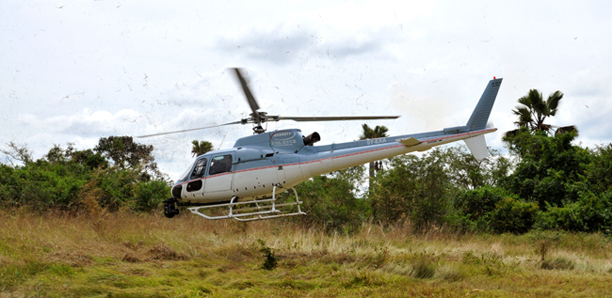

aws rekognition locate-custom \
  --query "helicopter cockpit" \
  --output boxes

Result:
[175,153,232,182]
[172,153,235,197]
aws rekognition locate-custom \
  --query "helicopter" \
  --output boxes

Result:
[138,68,502,221]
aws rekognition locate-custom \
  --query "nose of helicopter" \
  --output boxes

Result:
[171,184,182,199]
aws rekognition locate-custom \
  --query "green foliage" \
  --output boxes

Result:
[369,149,455,229]
[291,166,367,234]
[3,108,612,238]
[499,128,612,234]
[191,140,214,157]
[489,198,539,234]
[528,230,562,262]
[133,180,170,212]
[511,89,564,133]
[449,187,540,234]
[0,158,88,210]
[257,239,277,270]
[586,144,612,194]
[447,186,511,232]
[360,124,390,186]
[0,139,170,213]
[501,130,591,208]
[445,147,511,189]
[535,192,612,233]
[369,147,510,230]
[453,186,509,220]
[94,136,162,181]
[71,149,108,170]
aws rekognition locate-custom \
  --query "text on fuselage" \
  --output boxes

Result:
[366,137,387,145]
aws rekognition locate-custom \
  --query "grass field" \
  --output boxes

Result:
[1,209,611,297]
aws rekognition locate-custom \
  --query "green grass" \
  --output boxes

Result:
[1,209,612,297]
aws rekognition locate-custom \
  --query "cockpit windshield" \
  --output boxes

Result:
[177,166,191,183]
[176,157,208,183]
[191,158,208,179]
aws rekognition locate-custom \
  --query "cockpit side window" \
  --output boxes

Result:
[190,158,207,179]
[209,154,232,175]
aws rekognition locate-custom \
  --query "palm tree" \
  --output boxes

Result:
[512,89,563,133]
[506,89,578,140]
[359,124,389,188]
[191,140,214,157]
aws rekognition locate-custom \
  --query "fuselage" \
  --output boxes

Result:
[171,127,496,204]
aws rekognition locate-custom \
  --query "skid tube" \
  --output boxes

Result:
[188,185,306,221]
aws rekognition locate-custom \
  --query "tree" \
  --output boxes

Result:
[191,140,214,157]
[511,89,564,133]
[291,169,367,234]
[359,124,389,189]
[0,141,33,166]
[369,149,455,229]
[94,136,161,180]
[500,130,590,209]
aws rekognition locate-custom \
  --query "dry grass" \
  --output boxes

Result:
[1,209,612,297]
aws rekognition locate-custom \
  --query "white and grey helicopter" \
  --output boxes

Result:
[138,69,502,221]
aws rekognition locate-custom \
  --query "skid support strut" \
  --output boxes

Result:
[188,185,306,221]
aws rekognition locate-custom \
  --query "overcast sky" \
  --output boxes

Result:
[2,0,611,180]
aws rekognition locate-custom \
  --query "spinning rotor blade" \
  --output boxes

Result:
[136,121,242,138]
[232,68,260,114]
[275,115,400,122]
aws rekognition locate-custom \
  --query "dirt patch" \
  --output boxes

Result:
[122,253,141,263]
[48,252,93,267]
[148,244,188,261]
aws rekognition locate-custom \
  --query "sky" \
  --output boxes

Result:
[2,0,611,180]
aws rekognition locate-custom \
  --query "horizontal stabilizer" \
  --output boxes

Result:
[399,137,421,147]
[464,135,489,161]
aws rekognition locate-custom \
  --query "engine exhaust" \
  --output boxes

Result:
[303,132,321,146]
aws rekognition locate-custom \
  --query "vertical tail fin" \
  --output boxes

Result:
[440,78,502,160]
[463,78,502,160]
[466,78,503,131]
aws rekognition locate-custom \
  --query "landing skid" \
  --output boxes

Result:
[187,186,306,221]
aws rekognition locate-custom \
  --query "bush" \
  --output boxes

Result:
[453,186,509,220]
[586,144,612,194]
[291,169,367,234]
[535,203,584,231]
[133,180,170,212]
[535,192,612,232]
[446,186,512,232]
[489,198,539,234]
[501,130,592,209]
[0,161,88,210]
[369,151,455,230]
[0,141,169,213]
[257,239,277,270]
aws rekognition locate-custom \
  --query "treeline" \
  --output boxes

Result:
[0,136,170,212]
[1,131,612,235]
[292,129,612,235]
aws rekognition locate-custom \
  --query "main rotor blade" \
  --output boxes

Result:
[136,121,242,138]
[275,115,400,122]
[232,68,260,114]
